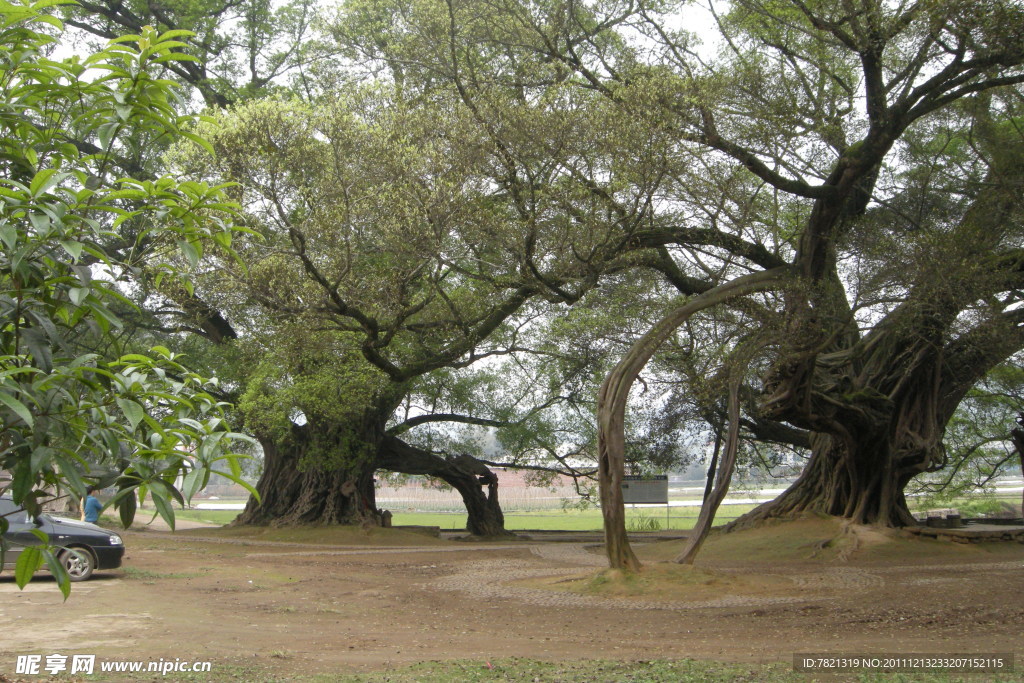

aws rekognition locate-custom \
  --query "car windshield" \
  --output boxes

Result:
[0,497,19,518]
[1,499,57,526]
[0,499,33,525]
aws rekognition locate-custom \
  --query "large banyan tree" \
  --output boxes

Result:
[443,0,1024,564]
[53,0,572,533]
[66,0,740,533]
[171,70,687,531]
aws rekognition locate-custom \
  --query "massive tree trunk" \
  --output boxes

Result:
[728,431,919,530]
[234,426,513,535]
[742,299,1024,532]
[743,305,995,530]
[234,424,381,526]
[378,436,512,537]
[437,461,509,537]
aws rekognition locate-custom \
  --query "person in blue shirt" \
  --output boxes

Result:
[81,486,103,524]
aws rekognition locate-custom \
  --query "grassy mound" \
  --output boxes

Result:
[637,514,1024,566]
[523,562,794,602]
[516,515,1024,603]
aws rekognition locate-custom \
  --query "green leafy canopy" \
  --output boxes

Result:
[0,0,256,592]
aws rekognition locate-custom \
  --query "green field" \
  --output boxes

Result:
[391,505,756,531]
[169,504,757,531]
[160,493,1022,532]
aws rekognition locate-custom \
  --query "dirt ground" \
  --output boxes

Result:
[0,517,1022,681]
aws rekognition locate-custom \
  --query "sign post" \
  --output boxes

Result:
[620,475,670,528]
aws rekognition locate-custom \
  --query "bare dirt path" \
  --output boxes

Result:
[0,521,1021,680]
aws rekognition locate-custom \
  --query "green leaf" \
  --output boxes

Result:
[31,0,76,11]
[181,465,207,502]
[96,121,119,151]
[15,546,43,588]
[0,390,34,426]
[21,328,53,373]
[228,451,241,478]
[69,286,89,305]
[148,485,175,531]
[116,489,137,529]
[116,398,145,431]
[11,462,33,501]
[181,130,215,156]
[28,168,64,197]
[55,457,87,498]
[43,548,71,600]
[178,239,200,268]
[153,53,200,64]
[119,353,157,363]
[230,475,260,503]
[60,239,83,261]
[29,446,53,474]
[153,29,196,41]
[0,222,17,249]
[28,212,50,234]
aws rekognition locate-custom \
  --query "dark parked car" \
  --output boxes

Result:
[0,495,124,581]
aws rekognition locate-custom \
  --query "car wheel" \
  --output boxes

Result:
[60,548,95,581]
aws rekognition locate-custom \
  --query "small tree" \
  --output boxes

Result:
[0,0,252,593]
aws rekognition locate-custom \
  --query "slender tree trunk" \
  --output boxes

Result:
[676,377,742,564]
[234,426,380,526]
[597,405,639,571]
[597,268,789,571]
[702,424,724,505]
[1011,415,1024,518]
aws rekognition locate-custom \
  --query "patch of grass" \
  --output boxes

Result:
[637,515,1024,567]
[584,567,643,593]
[318,658,803,682]
[120,566,207,580]
[954,498,1021,517]
[637,514,846,564]
[627,513,663,532]
[173,509,243,525]
[908,495,1021,517]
